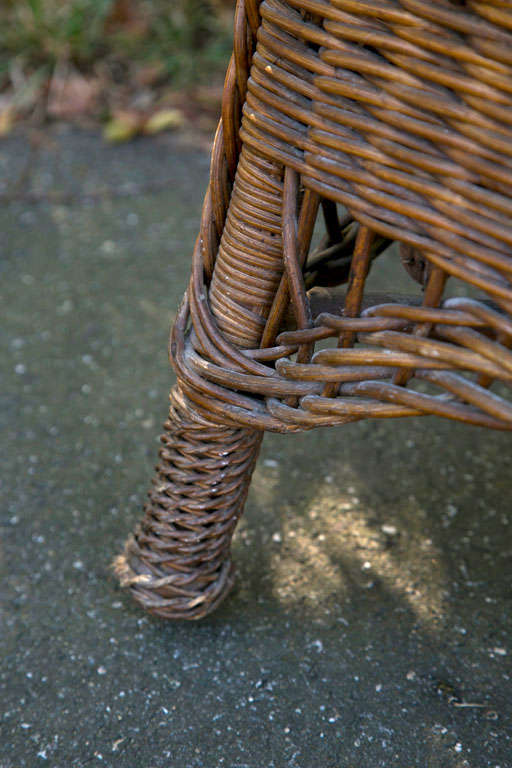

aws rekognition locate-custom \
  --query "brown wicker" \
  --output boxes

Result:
[115,0,512,619]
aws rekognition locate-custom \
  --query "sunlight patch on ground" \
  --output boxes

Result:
[268,481,447,626]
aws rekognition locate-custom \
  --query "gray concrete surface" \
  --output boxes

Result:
[1,126,511,768]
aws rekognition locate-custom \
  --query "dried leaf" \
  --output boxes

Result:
[47,70,100,120]
[103,110,142,142]
[143,109,185,135]
[0,105,15,137]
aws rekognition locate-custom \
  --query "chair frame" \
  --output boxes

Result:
[115,0,512,619]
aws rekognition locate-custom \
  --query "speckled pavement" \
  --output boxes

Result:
[1,126,511,768]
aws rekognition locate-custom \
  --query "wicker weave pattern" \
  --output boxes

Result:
[115,386,262,619]
[172,0,512,433]
[118,0,512,619]
[244,0,512,302]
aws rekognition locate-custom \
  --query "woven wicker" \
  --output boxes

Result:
[115,0,512,619]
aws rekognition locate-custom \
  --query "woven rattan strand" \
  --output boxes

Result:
[115,0,512,619]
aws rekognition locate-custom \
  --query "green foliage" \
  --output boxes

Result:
[0,0,232,84]
[117,0,233,84]
[1,0,114,68]
[165,5,231,82]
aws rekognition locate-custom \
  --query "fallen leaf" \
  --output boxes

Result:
[143,108,185,135]
[0,105,15,137]
[103,110,142,142]
[47,66,100,120]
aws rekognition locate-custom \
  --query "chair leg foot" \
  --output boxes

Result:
[114,385,262,619]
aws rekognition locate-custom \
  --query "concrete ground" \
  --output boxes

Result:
[1,126,511,768]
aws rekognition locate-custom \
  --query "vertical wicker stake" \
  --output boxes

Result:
[322,226,375,399]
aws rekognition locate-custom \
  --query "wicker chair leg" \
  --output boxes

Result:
[116,142,289,619]
[114,385,262,619]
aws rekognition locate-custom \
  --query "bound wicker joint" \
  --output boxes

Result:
[115,0,512,619]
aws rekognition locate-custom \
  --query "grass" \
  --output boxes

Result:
[0,0,233,87]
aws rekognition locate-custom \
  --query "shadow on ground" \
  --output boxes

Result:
[1,127,511,768]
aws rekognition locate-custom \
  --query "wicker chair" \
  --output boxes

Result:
[115,0,512,619]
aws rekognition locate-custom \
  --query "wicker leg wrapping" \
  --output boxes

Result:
[116,137,290,618]
[115,386,262,619]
